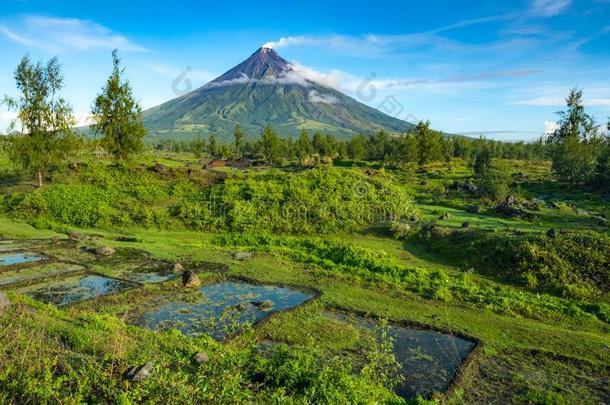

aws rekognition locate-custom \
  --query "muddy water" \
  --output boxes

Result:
[327,312,476,399]
[24,275,137,306]
[138,281,313,339]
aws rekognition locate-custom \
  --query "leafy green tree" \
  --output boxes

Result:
[259,125,282,164]
[312,131,325,155]
[413,120,442,166]
[297,128,313,162]
[3,55,78,187]
[233,125,245,156]
[547,89,599,184]
[208,133,218,157]
[347,134,367,160]
[473,148,492,177]
[91,50,146,163]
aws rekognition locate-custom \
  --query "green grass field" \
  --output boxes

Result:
[1,151,609,404]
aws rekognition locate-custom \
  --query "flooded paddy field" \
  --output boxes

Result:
[17,274,139,306]
[137,281,315,339]
[325,311,477,400]
[0,252,46,266]
[0,262,86,287]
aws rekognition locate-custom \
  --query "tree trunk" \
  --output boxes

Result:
[37,171,43,188]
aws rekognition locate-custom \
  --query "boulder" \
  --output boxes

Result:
[465,205,481,214]
[182,270,201,288]
[125,362,154,382]
[0,292,11,317]
[438,213,451,220]
[68,231,89,241]
[96,246,116,257]
[409,214,419,222]
[232,252,253,261]
[153,163,168,173]
[193,352,210,364]
[461,222,470,229]
[546,228,558,238]
[463,181,478,194]
[251,300,274,311]
[172,262,184,273]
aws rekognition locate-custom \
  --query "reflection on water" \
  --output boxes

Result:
[27,275,137,305]
[0,263,85,287]
[114,270,178,284]
[139,281,313,339]
[327,312,475,399]
[0,252,45,266]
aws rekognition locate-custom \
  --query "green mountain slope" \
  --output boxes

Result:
[142,47,414,140]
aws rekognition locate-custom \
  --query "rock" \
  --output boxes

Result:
[232,303,246,311]
[182,270,201,288]
[172,262,184,273]
[251,300,274,311]
[593,216,608,226]
[0,292,11,317]
[466,267,475,274]
[96,246,116,257]
[232,251,253,261]
[463,181,478,193]
[125,362,154,382]
[465,205,481,214]
[193,352,210,364]
[461,222,470,229]
[547,228,558,238]
[575,208,589,217]
[439,213,451,220]
[153,163,167,173]
[409,214,419,222]
[68,231,89,241]
[505,195,517,206]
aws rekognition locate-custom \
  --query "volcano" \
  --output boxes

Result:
[142,47,414,140]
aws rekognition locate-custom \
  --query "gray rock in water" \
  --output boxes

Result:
[251,300,274,311]
[193,352,210,364]
[0,292,10,317]
[96,246,116,257]
[182,270,201,287]
[125,362,154,382]
[233,251,253,261]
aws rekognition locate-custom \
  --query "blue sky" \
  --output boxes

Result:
[1,0,609,140]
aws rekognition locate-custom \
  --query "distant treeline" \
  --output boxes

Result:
[152,122,550,165]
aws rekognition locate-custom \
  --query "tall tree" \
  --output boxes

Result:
[208,133,218,157]
[297,128,313,162]
[91,49,146,163]
[413,120,442,166]
[233,124,245,156]
[548,89,599,184]
[3,55,77,187]
[259,125,281,164]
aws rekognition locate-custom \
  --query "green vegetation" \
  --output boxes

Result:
[1,55,609,404]
[91,50,147,163]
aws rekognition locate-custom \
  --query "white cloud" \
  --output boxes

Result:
[512,96,610,107]
[0,15,146,52]
[530,0,572,17]
[544,120,559,134]
[307,90,338,104]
